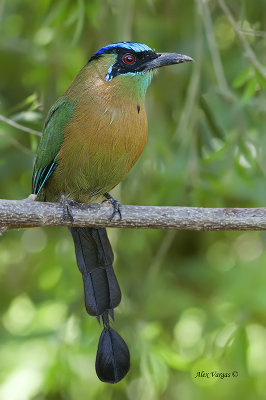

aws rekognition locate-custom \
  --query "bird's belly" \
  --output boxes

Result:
[47,104,148,202]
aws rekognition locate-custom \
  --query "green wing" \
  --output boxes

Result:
[32,97,74,195]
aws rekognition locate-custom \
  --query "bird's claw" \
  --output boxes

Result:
[102,193,122,221]
[61,194,82,222]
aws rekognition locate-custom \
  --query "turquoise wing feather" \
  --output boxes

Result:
[32,97,74,195]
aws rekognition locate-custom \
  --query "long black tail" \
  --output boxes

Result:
[69,227,130,383]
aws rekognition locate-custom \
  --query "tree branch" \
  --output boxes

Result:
[218,0,266,80]
[0,115,42,136]
[1,199,266,232]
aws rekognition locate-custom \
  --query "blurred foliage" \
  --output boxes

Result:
[1,0,266,399]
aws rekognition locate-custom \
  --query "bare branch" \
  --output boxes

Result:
[199,0,231,96]
[238,28,266,38]
[218,0,266,80]
[1,198,266,232]
[0,115,42,136]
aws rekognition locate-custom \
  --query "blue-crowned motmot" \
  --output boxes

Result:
[32,42,193,383]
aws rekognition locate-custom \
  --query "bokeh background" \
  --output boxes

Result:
[1,0,266,399]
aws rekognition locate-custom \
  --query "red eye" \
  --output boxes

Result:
[123,54,135,65]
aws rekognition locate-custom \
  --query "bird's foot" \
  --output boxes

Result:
[102,193,122,221]
[60,193,82,222]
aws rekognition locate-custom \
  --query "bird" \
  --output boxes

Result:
[32,41,193,384]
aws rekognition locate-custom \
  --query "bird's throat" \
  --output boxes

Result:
[110,71,153,103]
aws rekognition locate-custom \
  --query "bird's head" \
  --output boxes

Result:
[88,42,193,101]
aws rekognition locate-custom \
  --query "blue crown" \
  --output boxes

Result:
[93,42,153,57]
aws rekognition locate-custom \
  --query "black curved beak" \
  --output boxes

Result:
[144,52,194,70]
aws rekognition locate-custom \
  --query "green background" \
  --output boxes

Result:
[1,0,266,399]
